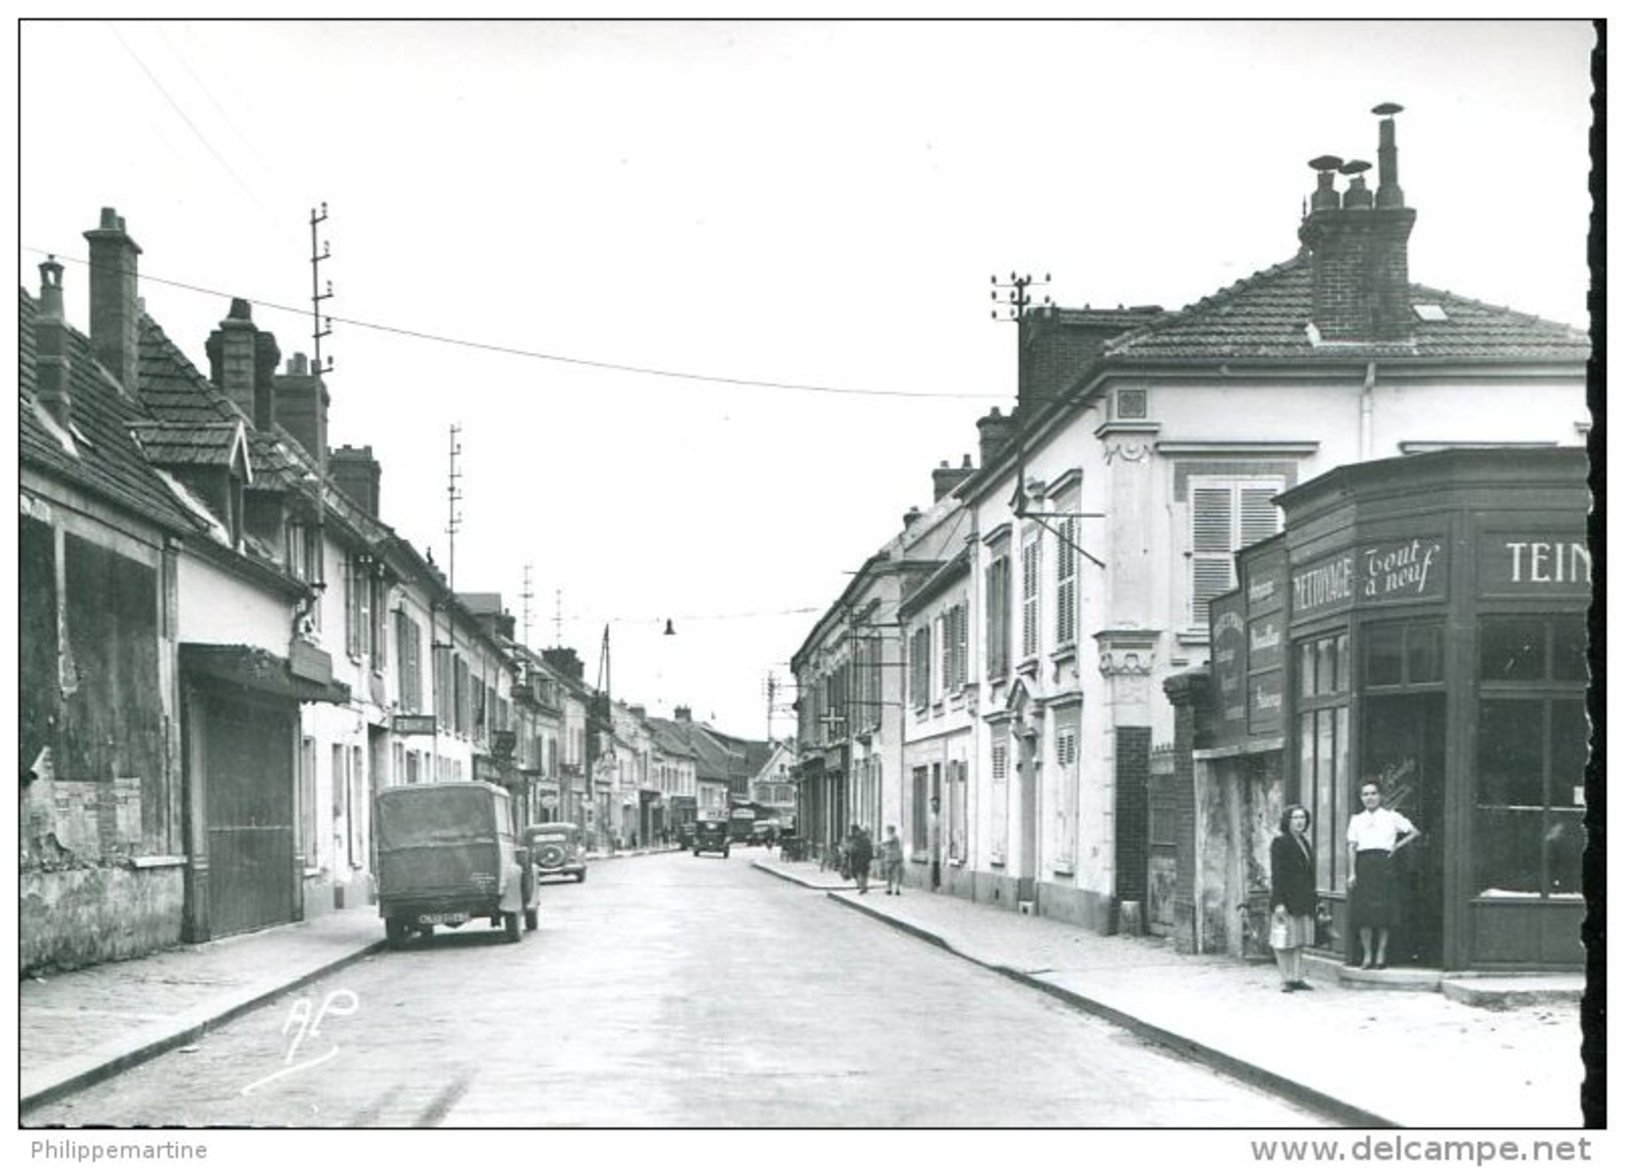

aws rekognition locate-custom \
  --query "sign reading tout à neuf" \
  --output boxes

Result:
[1291,536,1446,619]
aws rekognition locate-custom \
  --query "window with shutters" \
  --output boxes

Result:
[370,577,388,673]
[1055,517,1078,648]
[911,625,932,710]
[349,745,364,867]
[990,737,1010,865]
[947,759,968,862]
[1052,710,1080,874]
[396,610,422,712]
[986,555,1011,680]
[1021,532,1041,660]
[934,603,968,697]
[1189,477,1283,627]
[434,645,452,729]
[952,603,968,690]
[344,552,361,658]
[911,766,930,852]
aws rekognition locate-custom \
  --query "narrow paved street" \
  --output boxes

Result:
[26,853,1323,1127]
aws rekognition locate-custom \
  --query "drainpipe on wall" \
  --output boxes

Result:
[1360,361,1377,461]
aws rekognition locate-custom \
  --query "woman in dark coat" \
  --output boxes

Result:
[1269,804,1317,992]
[847,824,874,894]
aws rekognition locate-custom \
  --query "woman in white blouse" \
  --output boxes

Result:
[1345,781,1419,969]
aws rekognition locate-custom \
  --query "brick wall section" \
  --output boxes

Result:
[1113,725,1151,906]
[1300,207,1417,340]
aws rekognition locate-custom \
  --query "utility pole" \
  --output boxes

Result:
[989,270,1050,322]
[446,424,463,594]
[764,672,777,741]
[521,563,535,649]
[309,203,334,374]
[553,589,564,647]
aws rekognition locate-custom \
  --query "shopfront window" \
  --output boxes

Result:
[1474,616,1588,900]
[1296,631,1351,892]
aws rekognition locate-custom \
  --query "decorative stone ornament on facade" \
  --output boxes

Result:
[1096,631,1158,676]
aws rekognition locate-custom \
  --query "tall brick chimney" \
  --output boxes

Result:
[329,444,382,517]
[34,258,72,426]
[274,353,331,470]
[83,208,142,394]
[1297,104,1417,342]
[977,407,1017,467]
[674,705,693,723]
[932,455,976,501]
[206,299,281,429]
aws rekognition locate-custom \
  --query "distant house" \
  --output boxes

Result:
[748,740,799,830]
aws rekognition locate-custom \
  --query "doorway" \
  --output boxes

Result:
[1361,693,1447,967]
[1017,732,1038,901]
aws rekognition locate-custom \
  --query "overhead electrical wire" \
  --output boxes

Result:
[22,247,1010,402]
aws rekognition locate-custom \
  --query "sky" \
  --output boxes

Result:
[15,19,1596,739]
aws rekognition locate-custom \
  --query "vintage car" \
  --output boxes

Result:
[675,820,698,849]
[748,821,778,847]
[524,821,588,883]
[692,818,731,858]
[375,781,539,946]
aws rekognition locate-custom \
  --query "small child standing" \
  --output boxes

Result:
[881,825,905,895]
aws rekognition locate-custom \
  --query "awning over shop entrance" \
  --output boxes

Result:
[180,643,351,705]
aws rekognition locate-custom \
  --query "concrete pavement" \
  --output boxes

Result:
[17,842,1584,1127]
[18,845,678,1114]
[752,855,1586,1129]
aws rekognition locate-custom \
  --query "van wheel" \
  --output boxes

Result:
[723,846,731,858]
[576,870,587,883]
[504,911,521,943]
[524,906,539,931]
[385,918,407,948]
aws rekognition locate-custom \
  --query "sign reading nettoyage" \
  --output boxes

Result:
[1292,536,1447,618]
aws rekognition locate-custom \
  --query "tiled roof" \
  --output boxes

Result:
[138,317,245,426]
[129,420,245,469]
[1102,253,1591,363]
[137,314,394,545]
[20,291,198,535]
[646,718,700,760]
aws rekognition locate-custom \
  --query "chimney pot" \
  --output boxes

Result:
[1374,104,1406,209]
[34,259,72,426]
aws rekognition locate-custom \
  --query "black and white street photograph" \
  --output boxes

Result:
[13,16,1600,1149]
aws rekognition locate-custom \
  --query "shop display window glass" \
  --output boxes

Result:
[1474,614,1589,901]
[1366,625,1404,686]
[1552,617,1588,682]
[1479,618,1546,681]
[1364,621,1444,689]
[1296,631,1351,893]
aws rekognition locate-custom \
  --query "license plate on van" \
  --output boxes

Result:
[418,912,469,925]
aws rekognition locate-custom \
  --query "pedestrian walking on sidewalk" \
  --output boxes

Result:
[880,825,905,894]
[1346,780,1420,970]
[847,823,874,893]
[1270,803,1317,992]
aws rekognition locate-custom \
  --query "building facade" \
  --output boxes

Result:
[1187,448,1589,971]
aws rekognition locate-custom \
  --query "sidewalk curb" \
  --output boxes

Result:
[827,892,1395,1129]
[751,859,856,893]
[20,935,388,1115]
